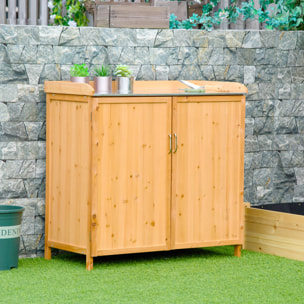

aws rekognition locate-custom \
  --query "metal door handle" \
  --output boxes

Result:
[168,134,172,154]
[173,133,177,153]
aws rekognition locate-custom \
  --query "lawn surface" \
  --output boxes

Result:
[1,246,304,303]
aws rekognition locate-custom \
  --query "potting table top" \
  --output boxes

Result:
[44,80,248,97]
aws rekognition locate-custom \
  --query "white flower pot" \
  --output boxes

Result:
[94,76,112,94]
[116,77,134,94]
[70,76,89,84]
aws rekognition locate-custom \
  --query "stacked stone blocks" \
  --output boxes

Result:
[0,25,303,257]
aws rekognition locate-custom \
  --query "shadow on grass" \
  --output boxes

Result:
[52,245,236,268]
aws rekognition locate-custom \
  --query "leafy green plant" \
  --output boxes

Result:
[170,0,226,30]
[114,65,133,78]
[170,13,198,29]
[70,64,89,77]
[171,0,304,31]
[225,0,304,30]
[94,65,111,77]
[48,0,89,27]
[260,0,304,30]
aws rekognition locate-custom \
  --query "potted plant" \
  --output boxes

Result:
[70,63,89,84]
[114,64,134,94]
[94,65,112,94]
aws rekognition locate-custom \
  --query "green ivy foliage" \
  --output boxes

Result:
[170,0,304,30]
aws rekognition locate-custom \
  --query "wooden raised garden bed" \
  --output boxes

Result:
[244,204,304,261]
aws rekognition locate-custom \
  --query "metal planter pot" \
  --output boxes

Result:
[116,77,134,94]
[94,76,112,94]
[70,76,89,84]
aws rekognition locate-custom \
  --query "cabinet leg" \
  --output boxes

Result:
[234,245,242,257]
[86,255,93,271]
[44,245,52,260]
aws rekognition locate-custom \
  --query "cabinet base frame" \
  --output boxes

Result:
[44,243,243,270]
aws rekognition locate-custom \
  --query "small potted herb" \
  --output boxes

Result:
[70,63,89,84]
[114,64,134,94]
[94,65,112,94]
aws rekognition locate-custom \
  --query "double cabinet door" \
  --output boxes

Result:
[91,95,244,256]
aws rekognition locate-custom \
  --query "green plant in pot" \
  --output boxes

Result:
[94,65,112,94]
[114,64,134,94]
[70,63,89,84]
[114,65,132,78]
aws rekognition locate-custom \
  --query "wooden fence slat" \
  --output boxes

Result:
[96,0,150,4]
[110,5,169,28]
[18,0,28,25]
[8,0,17,24]
[245,0,260,29]
[40,0,48,25]
[62,0,67,17]
[28,0,38,25]
[94,5,110,27]
[0,0,6,24]
[229,0,245,30]
[228,0,245,29]
[154,0,187,21]
[219,0,229,30]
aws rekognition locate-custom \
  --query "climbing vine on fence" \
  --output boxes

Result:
[171,0,304,30]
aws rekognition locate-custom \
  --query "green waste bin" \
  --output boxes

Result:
[0,205,24,271]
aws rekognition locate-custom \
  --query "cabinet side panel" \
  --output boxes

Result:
[46,98,90,250]
[92,97,171,254]
[172,96,244,247]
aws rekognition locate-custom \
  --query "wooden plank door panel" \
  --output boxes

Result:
[172,96,245,248]
[46,96,91,252]
[92,97,171,255]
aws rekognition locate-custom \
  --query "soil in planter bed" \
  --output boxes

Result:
[254,203,304,216]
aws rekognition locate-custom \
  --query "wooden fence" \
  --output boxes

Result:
[0,0,48,25]
[0,0,262,29]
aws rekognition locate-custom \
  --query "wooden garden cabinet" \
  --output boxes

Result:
[44,80,247,270]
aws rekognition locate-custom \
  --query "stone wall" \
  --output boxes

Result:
[0,25,303,257]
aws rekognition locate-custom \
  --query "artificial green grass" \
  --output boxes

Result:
[1,247,304,303]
